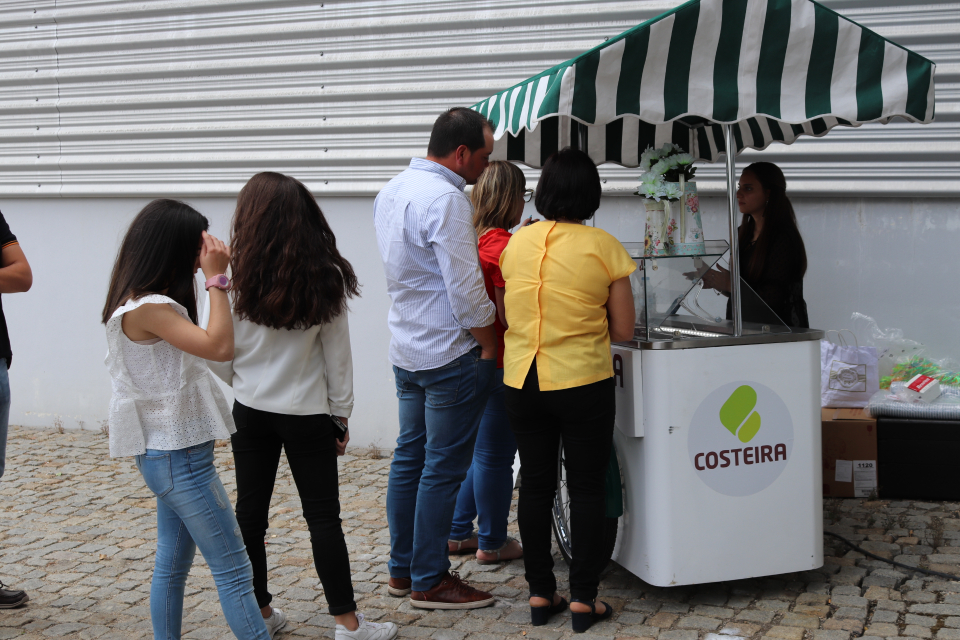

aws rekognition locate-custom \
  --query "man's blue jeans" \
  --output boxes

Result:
[450,369,518,550]
[0,364,10,482]
[387,347,495,592]
[136,440,270,640]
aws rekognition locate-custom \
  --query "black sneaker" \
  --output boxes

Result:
[0,581,28,608]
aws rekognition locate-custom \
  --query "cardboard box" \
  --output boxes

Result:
[822,407,878,498]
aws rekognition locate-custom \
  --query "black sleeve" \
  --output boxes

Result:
[0,212,17,249]
[751,232,804,320]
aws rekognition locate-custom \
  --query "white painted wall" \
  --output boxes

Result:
[1,192,958,446]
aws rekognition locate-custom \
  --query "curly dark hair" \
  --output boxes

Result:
[230,172,360,330]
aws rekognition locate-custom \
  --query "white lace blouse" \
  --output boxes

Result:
[104,294,235,458]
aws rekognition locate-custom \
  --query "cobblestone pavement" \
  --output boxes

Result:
[3,425,960,640]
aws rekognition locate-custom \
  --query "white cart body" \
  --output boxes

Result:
[609,337,823,586]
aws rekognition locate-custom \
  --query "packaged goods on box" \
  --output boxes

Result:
[896,374,942,403]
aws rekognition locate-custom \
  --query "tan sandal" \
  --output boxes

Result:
[447,531,479,555]
[476,537,523,565]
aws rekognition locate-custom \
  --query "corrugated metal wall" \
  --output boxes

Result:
[0,0,956,197]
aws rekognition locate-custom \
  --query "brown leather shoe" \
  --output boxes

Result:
[410,571,495,609]
[387,576,411,597]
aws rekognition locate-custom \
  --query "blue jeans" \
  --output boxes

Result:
[0,363,9,481]
[136,440,270,640]
[387,347,495,591]
[450,369,517,550]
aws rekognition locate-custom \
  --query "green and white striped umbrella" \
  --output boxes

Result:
[473,0,936,168]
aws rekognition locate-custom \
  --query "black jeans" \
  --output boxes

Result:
[504,362,615,602]
[231,401,356,616]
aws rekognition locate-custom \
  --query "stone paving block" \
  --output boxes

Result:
[833,607,867,621]
[660,603,691,614]
[625,600,662,614]
[864,623,900,636]
[647,613,680,628]
[830,568,867,586]
[736,610,776,624]
[876,600,905,612]
[831,595,868,608]
[766,627,806,640]
[823,618,863,632]
[780,612,821,629]
[813,629,850,640]
[814,630,852,640]
[677,616,720,631]
[870,609,899,623]
[798,593,830,605]
[907,593,940,604]
[938,630,960,640]
[694,605,735,618]
[719,623,762,637]
[659,631,698,640]
[903,626,935,638]
[620,626,661,638]
[912,605,960,616]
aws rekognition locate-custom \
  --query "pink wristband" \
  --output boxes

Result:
[205,274,230,291]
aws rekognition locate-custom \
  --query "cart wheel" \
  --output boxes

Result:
[551,444,620,566]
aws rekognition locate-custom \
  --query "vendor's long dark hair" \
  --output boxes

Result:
[230,172,359,330]
[738,162,807,281]
[102,199,208,324]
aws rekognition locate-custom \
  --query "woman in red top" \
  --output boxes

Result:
[448,161,530,564]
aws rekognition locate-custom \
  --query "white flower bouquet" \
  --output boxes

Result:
[636,143,697,202]
[635,144,705,257]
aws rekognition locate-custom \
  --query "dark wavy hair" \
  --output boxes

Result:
[739,162,807,281]
[230,172,359,330]
[535,147,601,221]
[102,199,208,324]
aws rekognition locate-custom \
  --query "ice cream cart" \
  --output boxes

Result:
[474,0,936,586]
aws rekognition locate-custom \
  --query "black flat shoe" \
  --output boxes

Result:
[570,599,612,633]
[530,592,568,626]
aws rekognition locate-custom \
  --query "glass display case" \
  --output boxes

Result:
[622,239,792,346]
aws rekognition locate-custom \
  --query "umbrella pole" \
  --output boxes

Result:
[724,124,742,337]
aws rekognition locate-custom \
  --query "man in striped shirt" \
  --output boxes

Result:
[374,108,498,609]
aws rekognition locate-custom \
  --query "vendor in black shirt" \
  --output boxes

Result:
[701,162,809,328]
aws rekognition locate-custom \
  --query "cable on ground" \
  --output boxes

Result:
[825,530,960,582]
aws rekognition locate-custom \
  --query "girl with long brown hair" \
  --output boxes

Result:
[102,200,271,640]
[447,161,529,565]
[212,173,396,640]
[701,162,809,327]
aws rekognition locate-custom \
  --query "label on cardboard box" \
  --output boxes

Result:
[853,460,877,498]
[835,459,853,482]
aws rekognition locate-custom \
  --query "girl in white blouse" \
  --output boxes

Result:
[102,200,270,639]
[210,172,397,640]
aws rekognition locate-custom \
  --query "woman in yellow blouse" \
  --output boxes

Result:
[499,148,636,633]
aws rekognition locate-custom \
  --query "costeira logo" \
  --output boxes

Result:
[687,382,794,497]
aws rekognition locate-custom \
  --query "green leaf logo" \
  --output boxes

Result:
[719,385,762,443]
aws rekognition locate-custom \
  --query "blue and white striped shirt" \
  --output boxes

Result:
[374,158,496,371]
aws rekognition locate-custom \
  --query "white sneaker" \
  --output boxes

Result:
[335,612,398,640]
[263,607,287,639]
